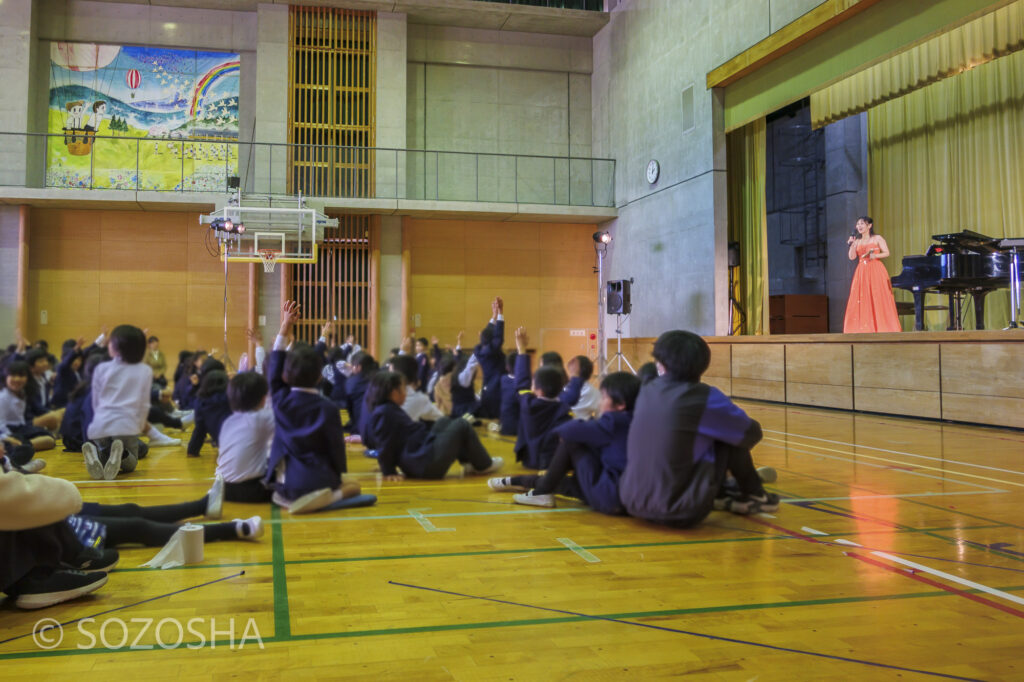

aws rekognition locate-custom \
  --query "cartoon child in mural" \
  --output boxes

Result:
[64,100,85,142]
[84,101,107,133]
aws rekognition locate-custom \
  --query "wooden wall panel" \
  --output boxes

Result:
[405,218,597,362]
[731,343,785,401]
[942,393,1024,429]
[853,344,940,391]
[854,386,942,419]
[941,343,1024,428]
[27,208,249,363]
[785,343,852,409]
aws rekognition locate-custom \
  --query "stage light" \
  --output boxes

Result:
[236,224,245,234]
[593,231,611,244]
[224,219,233,232]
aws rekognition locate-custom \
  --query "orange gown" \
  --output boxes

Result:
[843,241,902,333]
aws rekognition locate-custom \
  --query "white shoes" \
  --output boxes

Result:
[234,516,264,540]
[512,490,555,508]
[487,476,527,492]
[149,430,181,447]
[82,442,104,480]
[20,459,46,474]
[102,439,123,480]
[274,488,333,514]
[206,475,224,519]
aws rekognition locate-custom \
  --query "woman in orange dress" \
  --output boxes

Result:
[843,216,901,333]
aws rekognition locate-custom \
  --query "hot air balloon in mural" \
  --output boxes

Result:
[50,42,121,155]
[125,68,141,99]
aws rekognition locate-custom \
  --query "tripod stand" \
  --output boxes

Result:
[604,313,635,373]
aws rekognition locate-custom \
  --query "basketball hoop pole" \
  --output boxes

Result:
[220,247,235,372]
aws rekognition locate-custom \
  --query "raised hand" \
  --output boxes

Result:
[76,336,86,349]
[514,326,528,353]
[344,334,355,346]
[456,330,464,348]
[491,298,499,319]
[430,335,439,347]
[279,300,301,336]
[400,334,413,354]
[496,296,504,314]
[320,321,332,340]
[567,356,580,378]
[246,328,263,344]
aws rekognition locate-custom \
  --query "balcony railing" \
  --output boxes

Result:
[472,0,604,10]
[0,132,615,208]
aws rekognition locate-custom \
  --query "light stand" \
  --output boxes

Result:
[594,231,610,376]
[604,313,635,373]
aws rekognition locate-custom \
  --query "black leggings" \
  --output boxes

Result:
[225,478,274,503]
[510,439,585,499]
[79,498,237,547]
[420,417,493,479]
[148,405,183,429]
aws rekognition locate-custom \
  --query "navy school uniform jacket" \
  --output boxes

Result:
[344,372,371,435]
[52,351,83,408]
[60,388,90,451]
[553,410,632,515]
[619,378,762,527]
[512,353,575,469]
[472,319,505,418]
[263,348,347,500]
[415,351,431,394]
[449,349,478,418]
[366,401,437,478]
[499,371,527,436]
[329,367,348,407]
[187,392,232,456]
[174,372,197,410]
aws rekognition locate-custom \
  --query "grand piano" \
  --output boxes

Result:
[890,229,1023,331]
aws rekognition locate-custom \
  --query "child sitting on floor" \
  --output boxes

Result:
[619,330,780,526]
[187,369,232,457]
[83,325,152,480]
[264,300,367,514]
[216,371,275,503]
[365,371,502,480]
[491,371,640,512]
[512,327,582,470]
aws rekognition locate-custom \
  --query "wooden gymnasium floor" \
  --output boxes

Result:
[1,400,1023,680]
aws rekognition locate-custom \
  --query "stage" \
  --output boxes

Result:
[608,331,1024,430]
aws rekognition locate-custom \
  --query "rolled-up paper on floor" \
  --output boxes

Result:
[141,523,205,569]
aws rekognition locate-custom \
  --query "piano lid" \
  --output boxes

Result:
[928,229,1002,255]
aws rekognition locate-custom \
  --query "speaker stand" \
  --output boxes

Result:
[604,314,635,374]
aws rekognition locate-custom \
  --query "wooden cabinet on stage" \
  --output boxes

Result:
[769,295,828,334]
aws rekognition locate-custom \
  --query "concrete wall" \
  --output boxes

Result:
[0,208,23,343]
[406,24,593,204]
[592,0,827,337]
[0,0,38,187]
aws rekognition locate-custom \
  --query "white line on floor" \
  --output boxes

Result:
[556,537,601,563]
[763,428,1024,477]
[759,441,1005,491]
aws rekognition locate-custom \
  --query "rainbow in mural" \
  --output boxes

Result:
[47,42,241,191]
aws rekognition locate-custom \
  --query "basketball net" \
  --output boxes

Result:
[258,249,279,273]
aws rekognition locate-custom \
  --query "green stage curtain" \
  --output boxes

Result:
[812,1,1024,129]
[727,118,770,335]
[868,48,1024,330]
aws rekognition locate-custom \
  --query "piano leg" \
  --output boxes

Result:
[947,294,959,331]
[912,291,925,331]
[972,289,990,330]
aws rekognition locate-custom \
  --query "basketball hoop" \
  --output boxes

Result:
[258,249,279,273]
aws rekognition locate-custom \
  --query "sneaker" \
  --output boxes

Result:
[19,459,47,474]
[82,442,104,480]
[512,490,555,508]
[721,492,781,515]
[180,412,195,428]
[234,516,264,540]
[364,449,379,459]
[10,570,108,610]
[285,488,333,514]
[63,546,120,573]
[464,456,503,476]
[205,475,224,519]
[102,439,123,480]
[487,476,527,492]
[757,466,778,484]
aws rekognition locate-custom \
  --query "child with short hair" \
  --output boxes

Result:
[388,354,443,422]
[414,336,431,393]
[83,325,152,480]
[264,301,364,514]
[619,330,780,526]
[365,371,502,480]
[344,351,378,436]
[491,371,640,513]
[186,369,231,457]
[0,362,57,455]
[471,297,506,418]
[511,327,582,469]
[216,371,275,503]
[566,355,600,420]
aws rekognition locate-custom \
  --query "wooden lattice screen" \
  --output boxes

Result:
[288,5,376,198]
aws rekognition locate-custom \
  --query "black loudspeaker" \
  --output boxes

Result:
[728,241,741,267]
[227,175,241,189]
[607,280,631,314]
